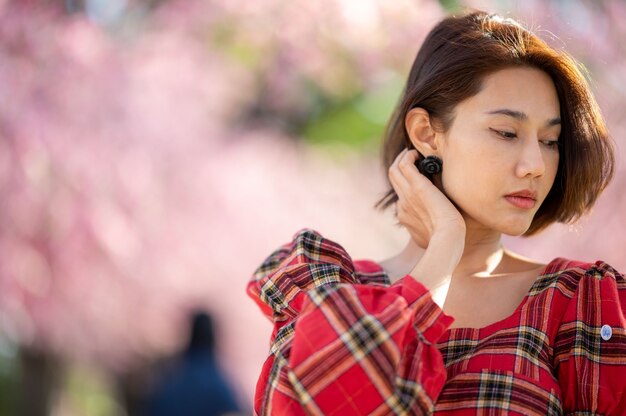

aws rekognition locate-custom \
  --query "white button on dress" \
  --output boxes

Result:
[601,324,612,341]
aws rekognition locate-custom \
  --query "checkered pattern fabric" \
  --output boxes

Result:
[247,229,626,415]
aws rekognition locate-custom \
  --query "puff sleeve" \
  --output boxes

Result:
[553,260,626,414]
[247,229,454,416]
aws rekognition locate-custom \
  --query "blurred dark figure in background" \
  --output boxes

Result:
[143,311,241,416]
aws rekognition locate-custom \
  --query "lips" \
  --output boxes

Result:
[505,189,537,200]
[504,189,537,209]
[505,195,536,209]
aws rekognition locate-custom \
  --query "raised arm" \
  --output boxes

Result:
[248,229,457,415]
[248,146,469,414]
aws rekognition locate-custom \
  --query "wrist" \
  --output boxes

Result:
[408,230,464,289]
[431,228,465,249]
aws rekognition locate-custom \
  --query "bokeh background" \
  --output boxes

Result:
[1,0,624,414]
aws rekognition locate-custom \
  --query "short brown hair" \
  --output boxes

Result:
[375,11,615,236]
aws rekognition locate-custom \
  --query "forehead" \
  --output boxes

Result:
[460,66,561,119]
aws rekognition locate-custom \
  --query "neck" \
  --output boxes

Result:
[455,221,504,277]
[386,221,505,283]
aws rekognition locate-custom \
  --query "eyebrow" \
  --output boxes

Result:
[486,109,561,127]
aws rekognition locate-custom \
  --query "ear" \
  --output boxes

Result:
[405,107,441,156]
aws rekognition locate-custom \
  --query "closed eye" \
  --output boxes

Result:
[491,128,560,150]
[490,128,517,139]
[541,140,560,149]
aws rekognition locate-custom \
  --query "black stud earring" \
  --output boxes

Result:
[418,155,443,175]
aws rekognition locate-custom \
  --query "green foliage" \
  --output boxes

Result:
[438,0,462,12]
[64,365,123,416]
[211,20,266,69]
[0,340,18,415]
[302,75,404,151]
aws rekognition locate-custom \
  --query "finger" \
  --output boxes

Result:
[389,165,410,196]
[401,150,438,185]
[388,147,409,177]
[390,148,408,170]
[397,149,422,181]
[388,148,411,191]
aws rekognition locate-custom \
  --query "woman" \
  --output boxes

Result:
[248,10,625,415]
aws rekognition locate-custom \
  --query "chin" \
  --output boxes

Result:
[502,228,530,237]
[466,210,533,236]
[498,220,532,236]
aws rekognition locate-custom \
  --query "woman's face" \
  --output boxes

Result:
[438,66,561,236]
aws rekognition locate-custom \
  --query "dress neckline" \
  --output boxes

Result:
[355,256,567,339]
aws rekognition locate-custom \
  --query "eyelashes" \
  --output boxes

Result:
[489,128,560,149]
[494,129,517,139]
[542,140,561,149]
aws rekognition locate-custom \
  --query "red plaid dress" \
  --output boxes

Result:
[247,229,626,415]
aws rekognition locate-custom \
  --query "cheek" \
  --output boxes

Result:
[441,145,500,204]
[442,140,504,187]
[549,153,560,181]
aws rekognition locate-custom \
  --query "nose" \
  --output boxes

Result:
[515,139,546,178]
